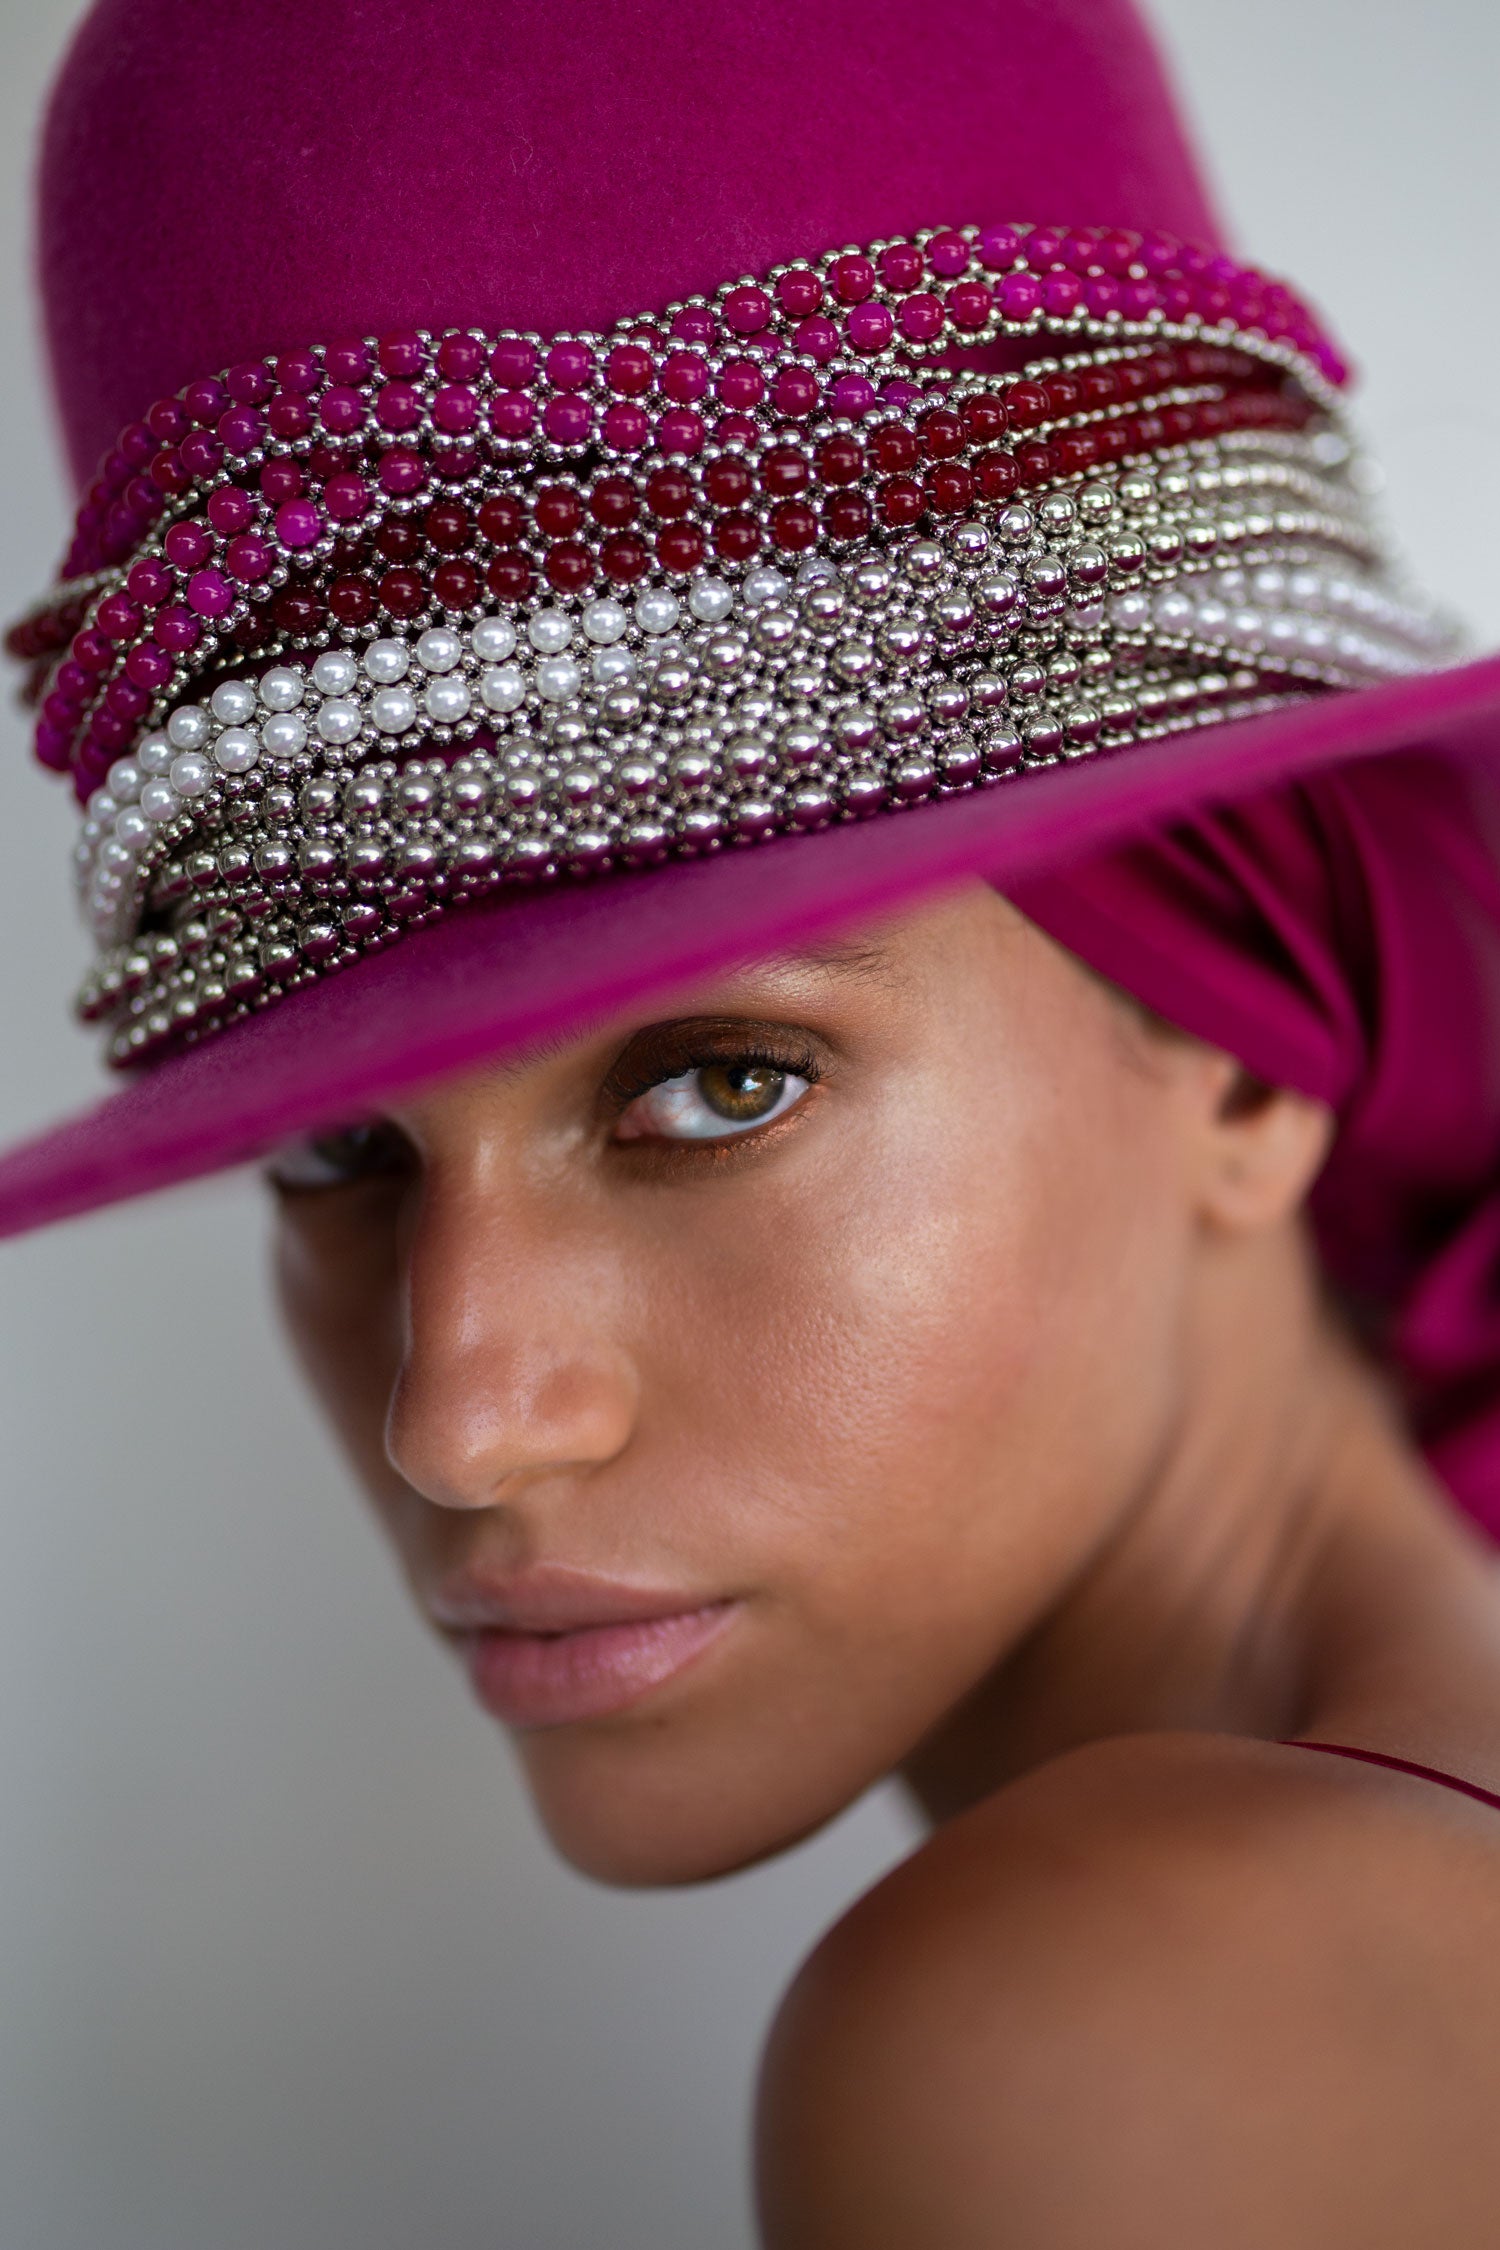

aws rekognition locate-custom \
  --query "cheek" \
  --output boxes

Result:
[274,1196,409,1515]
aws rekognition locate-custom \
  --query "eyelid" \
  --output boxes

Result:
[601,1018,829,1109]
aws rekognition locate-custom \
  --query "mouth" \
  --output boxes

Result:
[456,1602,741,1729]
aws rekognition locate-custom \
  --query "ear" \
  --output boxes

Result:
[1188,1057,1336,1236]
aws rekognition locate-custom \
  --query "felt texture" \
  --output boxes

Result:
[39,0,1223,486]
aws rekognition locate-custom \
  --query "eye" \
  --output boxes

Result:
[615,1060,813,1143]
[265,1119,413,1192]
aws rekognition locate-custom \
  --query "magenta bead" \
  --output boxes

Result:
[179,431,224,478]
[1120,278,1160,318]
[978,225,1022,270]
[655,407,705,455]
[376,382,422,432]
[216,407,263,453]
[260,459,302,502]
[154,606,201,653]
[90,709,131,752]
[433,384,479,434]
[378,447,427,495]
[1042,272,1083,317]
[147,397,189,444]
[275,498,322,548]
[376,333,423,378]
[945,282,991,331]
[831,253,877,304]
[776,267,824,316]
[714,411,757,448]
[897,293,943,343]
[716,358,765,408]
[661,349,709,404]
[96,592,142,641]
[34,720,72,771]
[1097,230,1141,275]
[163,520,211,569]
[489,337,538,386]
[671,306,717,345]
[926,230,970,277]
[72,629,113,674]
[318,386,365,434]
[998,272,1042,319]
[226,533,274,583]
[267,394,313,439]
[125,641,174,689]
[830,373,875,417]
[544,340,593,389]
[187,568,233,617]
[325,339,373,382]
[879,242,925,291]
[794,316,840,364]
[1025,228,1063,268]
[880,378,923,409]
[488,388,536,439]
[602,401,650,451]
[1083,275,1121,317]
[183,376,226,426]
[542,392,591,443]
[274,349,320,394]
[126,557,173,606]
[1161,279,1193,322]
[437,333,486,380]
[434,444,477,483]
[846,301,895,352]
[772,366,821,418]
[105,676,151,720]
[1060,229,1099,272]
[121,421,156,468]
[226,360,272,405]
[324,472,370,522]
[1139,232,1181,276]
[206,485,255,536]
[723,286,772,335]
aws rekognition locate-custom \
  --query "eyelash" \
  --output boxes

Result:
[607,1041,823,1110]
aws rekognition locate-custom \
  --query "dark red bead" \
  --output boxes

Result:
[325,339,373,382]
[329,576,377,625]
[1053,430,1101,474]
[489,337,538,387]
[1043,376,1083,416]
[816,435,864,487]
[772,366,821,419]
[379,569,425,619]
[534,484,584,537]
[424,502,470,552]
[960,392,1008,442]
[260,459,303,503]
[872,423,920,474]
[644,466,695,519]
[1097,229,1141,276]
[589,474,640,528]
[926,463,974,514]
[760,445,810,496]
[599,534,650,583]
[274,584,325,633]
[1079,368,1118,409]
[183,376,226,427]
[267,394,314,439]
[146,397,189,444]
[1016,441,1056,485]
[713,513,761,563]
[723,285,772,335]
[660,350,709,404]
[769,501,818,552]
[1006,382,1050,428]
[919,408,966,460]
[430,558,479,608]
[149,448,189,495]
[437,333,486,380]
[656,522,708,573]
[1160,405,1196,444]
[1132,412,1166,450]
[716,359,766,410]
[831,253,876,304]
[605,343,655,396]
[947,281,992,331]
[879,476,925,527]
[478,493,528,543]
[544,542,595,594]
[703,457,755,507]
[776,267,823,317]
[823,493,872,542]
[486,549,534,601]
[375,519,421,563]
[879,242,925,291]
[926,229,971,277]
[379,332,426,378]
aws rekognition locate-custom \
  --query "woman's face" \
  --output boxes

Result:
[273,883,1229,1884]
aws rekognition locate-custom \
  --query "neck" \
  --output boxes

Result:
[899,1221,1493,1825]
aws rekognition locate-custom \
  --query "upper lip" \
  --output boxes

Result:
[424,1562,730,1636]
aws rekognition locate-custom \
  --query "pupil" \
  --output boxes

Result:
[699,1063,785,1121]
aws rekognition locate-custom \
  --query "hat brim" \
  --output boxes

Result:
[4,650,1500,1240]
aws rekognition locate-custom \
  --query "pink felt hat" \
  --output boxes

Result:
[3,0,1498,1238]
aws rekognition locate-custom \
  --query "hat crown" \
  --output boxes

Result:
[39,0,1221,486]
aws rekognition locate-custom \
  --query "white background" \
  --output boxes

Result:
[1,4,1497,2244]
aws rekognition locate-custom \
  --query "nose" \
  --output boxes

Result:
[384,1161,640,1512]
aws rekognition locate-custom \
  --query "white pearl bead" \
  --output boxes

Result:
[687,578,734,624]
[592,646,636,684]
[114,808,152,848]
[316,698,362,745]
[166,704,211,751]
[471,616,517,662]
[261,711,308,758]
[140,780,181,822]
[634,589,680,635]
[1151,589,1195,633]
[169,752,211,797]
[371,686,417,734]
[363,638,411,683]
[213,727,259,772]
[527,609,574,654]
[479,664,526,713]
[1251,567,1287,607]
[796,555,837,588]
[138,733,173,776]
[99,837,135,869]
[1194,600,1230,637]
[741,568,788,609]
[424,675,472,723]
[581,598,628,645]
[210,679,259,725]
[311,649,359,695]
[88,792,118,822]
[1229,608,1266,648]
[107,759,142,803]
[259,667,306,711]
[415,626,462,673]
[535,656,581,702]
[1109,592,1150,631]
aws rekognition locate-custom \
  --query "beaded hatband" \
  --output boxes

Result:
[5,222,1463,1068]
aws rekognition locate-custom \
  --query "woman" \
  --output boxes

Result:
[8,0,1500,2240]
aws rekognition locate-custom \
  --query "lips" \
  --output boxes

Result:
[425,1566,740,1728]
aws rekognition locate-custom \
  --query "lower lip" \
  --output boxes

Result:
[462,1601,740,1729]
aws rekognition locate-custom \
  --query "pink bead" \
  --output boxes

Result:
[105,676,151,720]
[772,366,821,418]
[379,332,426,378]
[274,349,320,394]
[163,520,211,569]
[723,285,772,334]
[880,242,926,291]
[1097,230,1141,276]
[319,386,365,434]
[183,376,226,427]
[1120,278,1160,318]
[378,447,427,495]
[602,401,650,451]
[830,373,875,417]
[1139,232,1182,276]
[226,361,272,406]
[226,534,274,583]
[671,305,717,345]
[1161,279,1193,322]
[1059,229,1100,272]
[488,390,537,438]
[543,392,592,443]
[126,557,173,606]
[946,281,991,331]
[187,568,233,617]
[1084,275,1121,317]
[717,358,765,408]
[998,272,1042,319]
[1025,227,1063,268]
[978,224,1022,270]
[777,268,823,316]
[217,406,263,453]
[125,641,174,689]
[206,485,255,536]
[545,339,594,388]
[606,343,655,395]
[72,629,112,674]
[433,384,479,434]
[831,253,877,304]
[275,498,322,548]
[655,407,705,455]
[846,301,894,352]
[179,431,223,477]
[715,412,757,447]
[377,383,422,432]
[154,606,201,653]
[794,316,840,365]
[1042,272,1082,317]
[490,337,538,386]
[661,349,709,403]
[926,229,970,277]
[880,378,923,409]
[437,333,486,380]
[96,592,142,641]
[324,473,370,522]
[267,394,312,439]
[325,339,373,382]
[898,293,944,342]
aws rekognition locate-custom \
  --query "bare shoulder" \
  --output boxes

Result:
[755,1732,1500,2249]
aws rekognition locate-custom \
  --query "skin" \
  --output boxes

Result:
[272,881,1500,2247]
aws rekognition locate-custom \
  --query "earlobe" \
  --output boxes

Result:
[1199,1080,1335,1235]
